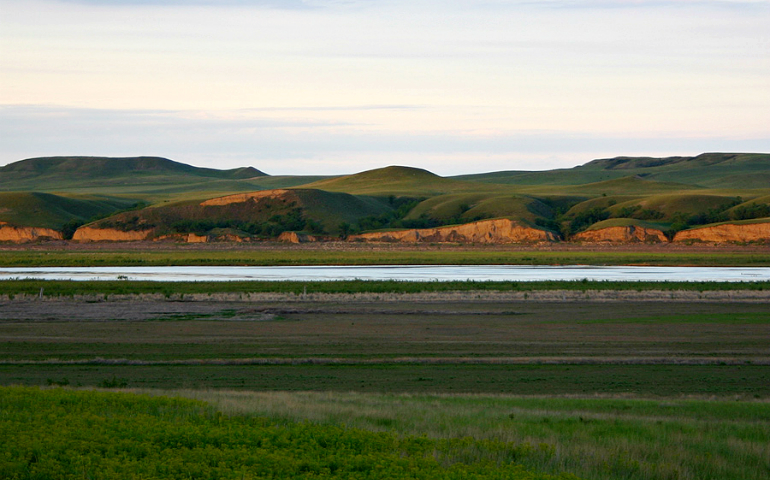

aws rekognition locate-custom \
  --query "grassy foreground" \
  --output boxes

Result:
[1,248,770,266]
[0,386,574,480]
[2,386,767,480]
[177,390,770,480]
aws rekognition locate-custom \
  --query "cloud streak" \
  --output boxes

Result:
[2,105,767,175]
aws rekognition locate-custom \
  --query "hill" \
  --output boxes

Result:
[0,156,265,180]
[454,152,770,189]
[302,166,495,196]
[77,188,392,239]
[2,153,770,243]
[402,193,553,228]
[0,156,268,198]
[0,192,142,230]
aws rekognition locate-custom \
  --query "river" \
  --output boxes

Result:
[0,265,768,282]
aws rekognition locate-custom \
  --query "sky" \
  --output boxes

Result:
[1,0,768,176]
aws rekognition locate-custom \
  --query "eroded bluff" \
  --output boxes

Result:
[572,225,667,243]
[347,219,558,243]
[0,223,62,243]
[72,227,154,242]
[673,222,770,243]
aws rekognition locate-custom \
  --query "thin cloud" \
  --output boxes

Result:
[1,104,767,175]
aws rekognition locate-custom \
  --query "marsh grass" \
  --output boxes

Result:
[1,278,768,298]
[163,390,770,480]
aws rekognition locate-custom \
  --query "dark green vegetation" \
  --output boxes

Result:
[1,153,769,239]
[181,391,770,480]
[454,152,770,188]
[1,244,769,266]
[1,278,769,297]
[96,188,391,238]
[1,387,574,480]
[0,156,266,192]
[0,192,145,233]
[5,364,767,397]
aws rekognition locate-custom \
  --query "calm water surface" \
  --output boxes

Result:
[1,265,769,282]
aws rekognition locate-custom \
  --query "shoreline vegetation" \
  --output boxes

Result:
[1,242,769,267]
[0,279,769,299]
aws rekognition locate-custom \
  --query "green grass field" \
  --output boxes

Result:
[1,387,767,480]
[2,386,578,480]
[179,390,770,480]
[2,246,769,266]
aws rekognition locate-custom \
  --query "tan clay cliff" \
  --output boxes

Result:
[673,222,770,243]
[573,225,667,243]
[277,231,329,243]
[72,226,155,242]
[200,189,294,206]
[347,218,558,244]
[0,223,62,243]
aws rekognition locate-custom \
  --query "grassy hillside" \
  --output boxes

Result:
[0,156,268,200]
[404,193,553,226]
[303,166,506,196]
[86,188,391,237]
[0,156,265,181]
[455,152,770,189]
[2,153,770,238]
[582,218,669,232]
[0,192,142,230]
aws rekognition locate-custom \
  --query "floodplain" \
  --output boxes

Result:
[2,278,769,479]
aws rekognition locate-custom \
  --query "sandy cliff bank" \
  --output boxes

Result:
[347,219,558,244]
[573,225,667,243]
[674,222,770,243]
[72,226,155,242]
[0,224,62,243]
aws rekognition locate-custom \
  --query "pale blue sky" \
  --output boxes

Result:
[1,0,768,175]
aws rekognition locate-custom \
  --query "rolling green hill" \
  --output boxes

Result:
[403,193,553,226]
[0,192,143,230]
[0,156,265,181]
[0,157,268,199]
[454,152,770,189]
[84,188,391,238]
[302,166,502,196]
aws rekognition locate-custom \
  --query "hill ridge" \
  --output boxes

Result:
[0,156,266,180]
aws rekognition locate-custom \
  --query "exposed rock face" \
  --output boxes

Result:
[185,233,209,243]
[72,227,154,242]
[573,226,667,243]
[347,219,558,244]
[673,222,770,243]
[200,190,293,206]
[0,224,62,243]
[277,231,327,244]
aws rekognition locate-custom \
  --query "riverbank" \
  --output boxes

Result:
[1,241,769,266]
[3,288,770,303]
